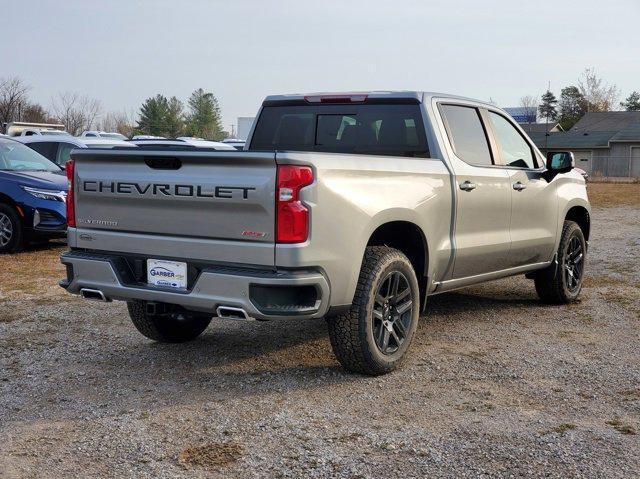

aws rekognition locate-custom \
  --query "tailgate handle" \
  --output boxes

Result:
[144,157,182,170]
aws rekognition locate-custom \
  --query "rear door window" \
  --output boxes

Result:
[26,141,57,161]
[251,103,429,157]
[56,142,77,166]
[440,104,493,166]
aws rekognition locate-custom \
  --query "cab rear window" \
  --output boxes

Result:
[250,103,429,157]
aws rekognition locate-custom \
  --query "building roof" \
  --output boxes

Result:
[520,122,563,134]
[529,131,618,150]
[571,111,640,132]
[529,111,640,150]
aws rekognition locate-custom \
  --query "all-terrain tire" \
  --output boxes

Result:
[0,204,24,254]
[127,300,212,343]
[534,220,586,304]
[327,246,420,375]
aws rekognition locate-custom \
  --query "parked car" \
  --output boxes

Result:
[221,138,246,150]
[16,136,136,168]
[130,138,236,150]
[19,129,70,137]
[132,135,165,140]
[81,131,128,140]
[4,122,66,137]
[0,137,67,253]
[60,91,590,375]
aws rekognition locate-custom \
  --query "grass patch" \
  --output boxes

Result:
[542,423,577,436]
[606,420,637,435]
[178,442,243,470]
[0,245,66,300]
[587,183,640,207]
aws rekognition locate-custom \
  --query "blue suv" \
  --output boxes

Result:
[0,137,68,253]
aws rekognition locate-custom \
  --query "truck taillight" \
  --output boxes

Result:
[65,159,75,227]
[276,165,313,243]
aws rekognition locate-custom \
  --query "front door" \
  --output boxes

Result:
[486,111,558,267]
[439,104,512,278]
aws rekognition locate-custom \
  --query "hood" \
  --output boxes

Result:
[0,170,68,190]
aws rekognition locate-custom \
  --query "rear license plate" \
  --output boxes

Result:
[147,259,187,289]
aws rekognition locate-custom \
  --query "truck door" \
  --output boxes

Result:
[485,111,558,267]
[439,104,512,278]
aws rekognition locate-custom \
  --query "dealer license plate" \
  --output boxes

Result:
[147,259,187,289]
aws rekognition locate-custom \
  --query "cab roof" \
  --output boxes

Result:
[263,91,496,108]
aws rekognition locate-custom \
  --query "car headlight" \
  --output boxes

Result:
[20,186,67,202]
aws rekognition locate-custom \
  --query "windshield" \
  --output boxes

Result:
[0,139,61,171]
[101,133,127,140]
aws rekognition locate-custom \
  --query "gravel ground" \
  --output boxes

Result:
[0,203,638,478]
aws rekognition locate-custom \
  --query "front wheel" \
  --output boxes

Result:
[127,301,212,343]
[0,204,24,254]
[327,246,420,375]
[534,220,586,304]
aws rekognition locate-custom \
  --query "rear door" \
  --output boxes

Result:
[439,104,512,278]
[73,149,277,264]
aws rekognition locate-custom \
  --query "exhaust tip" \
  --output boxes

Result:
[80,288,111,302]
[216,306,252,320]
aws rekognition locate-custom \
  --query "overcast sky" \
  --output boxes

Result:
[3,0,639,133]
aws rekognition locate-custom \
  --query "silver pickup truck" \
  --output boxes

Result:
[60,91,590,375]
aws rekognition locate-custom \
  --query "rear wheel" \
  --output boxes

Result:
[0,204,23,254]
[534,221,586,304]
[127,300,212,343]
[327,246,420,375]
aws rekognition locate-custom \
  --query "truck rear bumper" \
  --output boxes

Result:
[60,251,331,320]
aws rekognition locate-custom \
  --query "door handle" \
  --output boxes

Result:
[513,181,527,191]
[459,181,477,191]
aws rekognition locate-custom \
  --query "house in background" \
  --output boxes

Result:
[528,111,640,178]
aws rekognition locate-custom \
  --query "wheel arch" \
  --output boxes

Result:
[565,205,590,241]
[365,220,429,310]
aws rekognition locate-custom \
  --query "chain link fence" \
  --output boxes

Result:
[588,156,640,179]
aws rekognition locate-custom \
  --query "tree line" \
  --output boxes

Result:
[521,68,640,130]
[0,76,227,140]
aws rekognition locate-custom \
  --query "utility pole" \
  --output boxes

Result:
[545,81,550,151]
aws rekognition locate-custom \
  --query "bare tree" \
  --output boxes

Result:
[0,76,31,125]
[578,68,619,112]
[21,103,50,123]
[97,110,135,137]
[50,92,103,135]
[519,95,539,123]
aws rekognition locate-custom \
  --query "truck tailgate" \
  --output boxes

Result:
[71,149,276,265]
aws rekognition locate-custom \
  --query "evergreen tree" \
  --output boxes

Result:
[185,88,224,140]
[136,94,169,136]
[558,86,587,130]
[538,90,558,122]
[621,91,640,111]
[166,96,185,138]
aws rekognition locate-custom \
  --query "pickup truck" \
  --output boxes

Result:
[60,91,590,375]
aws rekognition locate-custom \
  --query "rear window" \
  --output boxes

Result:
[250,103,429,157]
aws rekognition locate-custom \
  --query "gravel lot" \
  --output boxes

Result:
[1,186,639,478]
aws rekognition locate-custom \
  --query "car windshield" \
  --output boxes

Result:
[0,139,61,171]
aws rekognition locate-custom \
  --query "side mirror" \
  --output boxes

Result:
[546,151,574,175]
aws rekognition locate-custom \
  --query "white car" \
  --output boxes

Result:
[19,128,70,137]
[130,137,236,150]
[81,131,128,140]
[132,135,166,140]
[221,138,246,150]
[16,136,136,167]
